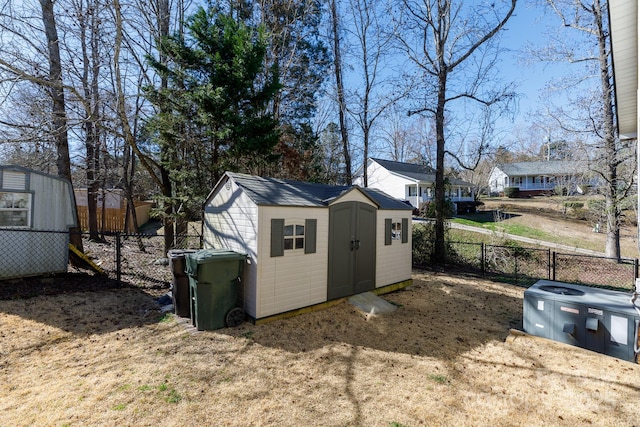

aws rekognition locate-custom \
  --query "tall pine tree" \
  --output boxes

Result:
[144,7,280,217]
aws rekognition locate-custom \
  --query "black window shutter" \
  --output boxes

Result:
[271,218,284,257]
[384,218,392,246]
[304,219,317,254]
[402,218,409,243]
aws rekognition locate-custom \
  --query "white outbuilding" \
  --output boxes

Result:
[0,164,77,279]
[203,172,413,321]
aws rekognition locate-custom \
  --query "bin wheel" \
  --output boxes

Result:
[225,307,245,327]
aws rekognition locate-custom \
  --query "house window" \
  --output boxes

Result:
[284,224,305,250]
[0,192,31,227]
[407,186,417,197]
[512,177,522,186]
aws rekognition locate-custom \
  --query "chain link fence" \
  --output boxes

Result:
[1,228,638,294]
[80,231,202,290]
[0,229,201,295]
[415,240,638,291]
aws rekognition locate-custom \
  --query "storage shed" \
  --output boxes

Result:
[0,165,77,279]
[203,172,413,320]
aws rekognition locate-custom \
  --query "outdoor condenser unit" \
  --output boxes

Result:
[523,280,640,362]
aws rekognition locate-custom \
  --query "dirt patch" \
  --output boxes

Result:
[1,271,639,426]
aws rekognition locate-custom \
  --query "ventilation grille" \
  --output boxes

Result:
[2,171,27,190]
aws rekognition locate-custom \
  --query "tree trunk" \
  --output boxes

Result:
[113,0,173,253]
[433,72,447,263]
[330,0,352,185]
[39,0,84,252]
[594,0,620,261]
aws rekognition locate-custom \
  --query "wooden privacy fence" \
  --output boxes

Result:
[77,201,153,233]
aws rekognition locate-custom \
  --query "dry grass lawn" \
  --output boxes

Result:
[1,270,639,426]
[481,197,638,258]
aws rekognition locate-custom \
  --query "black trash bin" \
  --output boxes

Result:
[168,249,198,317]
[185,249,246,331]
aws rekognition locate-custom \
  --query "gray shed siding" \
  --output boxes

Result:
[0,165,76,280]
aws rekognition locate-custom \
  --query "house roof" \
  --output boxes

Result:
[224,172,411,210]
[495,160,587,176]
[609,0,638,139]
[370,158,472,186]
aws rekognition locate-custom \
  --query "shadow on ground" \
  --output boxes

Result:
[222,270,524,361]
[0,273,165,335]
[457,209,521,223]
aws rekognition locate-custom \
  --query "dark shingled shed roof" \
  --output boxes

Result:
[225,172,411,210]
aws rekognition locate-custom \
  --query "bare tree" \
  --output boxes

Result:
[379,107,433,164]
[397,0,517,262]
[329,0,352,184]
[344,0,406,186]
[539,0,632,260]
[39,0,85,250]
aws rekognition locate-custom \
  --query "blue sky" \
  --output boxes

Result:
[498,1,579,129]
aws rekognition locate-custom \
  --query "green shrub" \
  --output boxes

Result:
[420,199,454,218]
[412,221,455,265]
[564,202,584,209]
[412,222,435,266]
[554,185,568,196]
[504,187,519,198]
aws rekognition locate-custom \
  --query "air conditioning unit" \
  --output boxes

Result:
[523,280,640,362]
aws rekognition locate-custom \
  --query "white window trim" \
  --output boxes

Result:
[283,222,305,252]
[0,191,32,228]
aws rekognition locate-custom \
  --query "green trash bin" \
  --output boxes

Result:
[185,249,247,331]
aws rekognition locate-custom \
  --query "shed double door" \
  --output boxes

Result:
[327,201,376,300]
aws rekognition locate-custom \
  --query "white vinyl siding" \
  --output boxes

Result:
[364,160,413,201]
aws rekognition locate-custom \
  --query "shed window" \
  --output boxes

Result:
[0,192,31,227]
[385,218,409,245]
[271,218,317,257]
[284,224,305,250]
[392,221,402,240]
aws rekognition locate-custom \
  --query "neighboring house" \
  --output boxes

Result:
[74,188,152,233]
[488,160,591,197]
[0,164,77,279]
[203,172,413,321]
[354,158,475,213]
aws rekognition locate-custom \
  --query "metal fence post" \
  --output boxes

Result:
[547,249,551,280]
[634,258,638,282]
[552,251,556,281]
[481,242,485,278]
[514,252,518,286]
[116,232,122,284]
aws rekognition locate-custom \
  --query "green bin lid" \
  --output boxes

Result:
[185,249,247,274]
[190,249,246,262]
